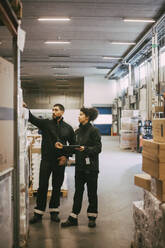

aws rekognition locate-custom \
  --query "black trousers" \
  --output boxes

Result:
[72,170,98,216]
[35,159,65,213]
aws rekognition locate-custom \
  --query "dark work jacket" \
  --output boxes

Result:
[29,111,75,161]
[75,122,102,173]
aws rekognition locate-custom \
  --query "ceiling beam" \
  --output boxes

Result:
[0,0,18,36]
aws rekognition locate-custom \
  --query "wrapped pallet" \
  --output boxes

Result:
[120,130,137,149]
[133,191,165,248]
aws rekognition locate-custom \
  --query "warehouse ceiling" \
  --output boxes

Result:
[0,0,165,89]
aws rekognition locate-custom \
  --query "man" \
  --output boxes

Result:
[26,103,75,224]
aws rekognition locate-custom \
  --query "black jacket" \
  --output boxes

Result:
[29,111,75,161]
[75,122,102,172]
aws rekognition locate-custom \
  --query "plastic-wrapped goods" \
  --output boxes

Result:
[131,117,139,132]
[133,191,165,248]
[122,110,134,117]
[120,130,137,149]
[0,175,13,248]
[18,91,29,243]
[121,117,132,130]
[122,110,139,118]
[121,117,139,132]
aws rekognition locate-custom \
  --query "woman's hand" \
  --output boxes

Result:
[75,146,85,152]
[55,142,63,149]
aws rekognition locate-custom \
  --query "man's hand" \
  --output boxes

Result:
[55,142,63,149]
[23,102,28,108]
[57,156,67,166]
[75,146,85,152]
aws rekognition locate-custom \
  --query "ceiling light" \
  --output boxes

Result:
[38,18,71,21]
[56,79,69,82]
[102,56,122,60]
[123,18,155,23]
[110,41,136,45]
[52,66,69,69]
[96,66,112,69]
[49,55,70,58]
[45,41,70,44]
[54,74,70,76]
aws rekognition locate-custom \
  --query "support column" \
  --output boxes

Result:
[13,33,21,248]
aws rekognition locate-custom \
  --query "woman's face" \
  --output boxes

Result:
[79,111,89,124]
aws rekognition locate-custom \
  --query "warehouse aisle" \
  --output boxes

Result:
[28,136,143,248]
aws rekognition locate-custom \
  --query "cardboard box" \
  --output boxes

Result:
[153,118,165,143]
[151,177,165,202]
[142,139,165,180]
[152,106,164,113]
[134,174,151,191]
[31,146,41,154]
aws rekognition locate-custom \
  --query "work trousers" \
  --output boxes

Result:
[34,159,65,214]
[72,170,98,217]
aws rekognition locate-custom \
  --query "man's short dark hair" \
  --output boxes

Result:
[54,104,65,112]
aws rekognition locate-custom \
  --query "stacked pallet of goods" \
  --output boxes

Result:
[120,110,139,149]
[133,118,165,248]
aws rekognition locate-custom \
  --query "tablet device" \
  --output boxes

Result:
[63,145,81,148]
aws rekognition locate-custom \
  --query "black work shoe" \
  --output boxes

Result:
[50,212,60,222]
[29,213,42,224]
[61,216,78,228]
[88,219,96,228]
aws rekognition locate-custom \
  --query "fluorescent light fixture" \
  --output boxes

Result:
[38,17,71,21]
[96,66,112,69]
[123,18,155,23]
[54,74,70,76]
[49,55,70,58]
[45,41,70,44]
[110,41,136,45]
[103,56,122,60]
[56,79,69,82]
[52,66,69,69]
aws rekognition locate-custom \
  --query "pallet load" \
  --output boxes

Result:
[132,119,165,247]
[120,110,139,149]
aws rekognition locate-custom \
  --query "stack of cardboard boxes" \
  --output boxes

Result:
[133,118,165,248]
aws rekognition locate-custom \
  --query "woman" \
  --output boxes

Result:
[60,107,102,228]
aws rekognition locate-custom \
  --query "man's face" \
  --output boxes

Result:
[52,106,64,120]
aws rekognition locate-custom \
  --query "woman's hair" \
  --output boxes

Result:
[80,107,99,121]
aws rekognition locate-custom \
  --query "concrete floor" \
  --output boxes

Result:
[27,136,143,248]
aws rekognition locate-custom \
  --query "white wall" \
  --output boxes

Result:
[84,76,117,106]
